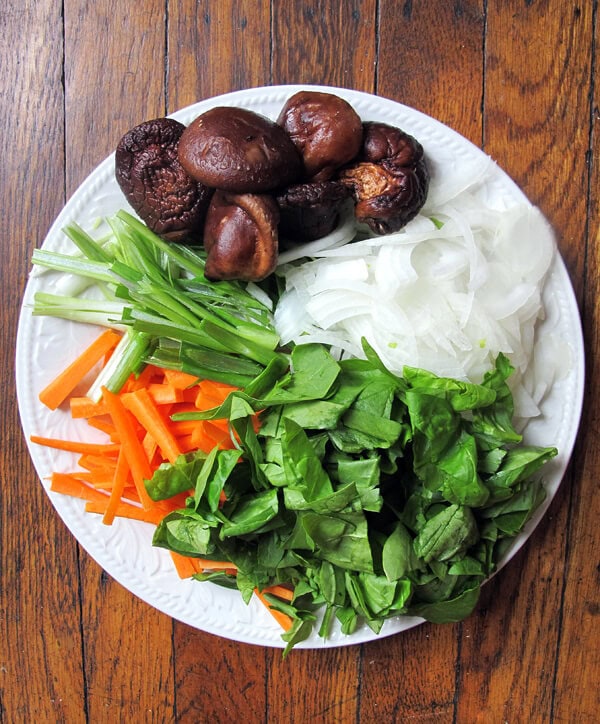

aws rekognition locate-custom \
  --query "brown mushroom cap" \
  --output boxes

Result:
[115,118,212,242]
[276,181,351,241]
[177,107,302,193]
[277,91,363,181]
[339,121,429,235]
[203,191,280,281]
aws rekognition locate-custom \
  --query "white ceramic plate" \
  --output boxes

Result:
[16,85,585,649]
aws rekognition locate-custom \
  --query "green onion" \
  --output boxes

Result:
[30,211,288,392]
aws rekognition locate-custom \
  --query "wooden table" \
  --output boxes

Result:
[2,2,598,721]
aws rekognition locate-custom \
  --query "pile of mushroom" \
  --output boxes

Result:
[115,91,430,282]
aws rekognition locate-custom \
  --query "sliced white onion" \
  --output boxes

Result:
[273,166,559,419]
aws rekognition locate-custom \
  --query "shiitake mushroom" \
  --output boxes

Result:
[338,121,429,234]
[277,90,363,181]
[177,107,302,193]
[115,118,212,242]
[203,191,280,281]
[276,181,351,242]
[115,95,431,280]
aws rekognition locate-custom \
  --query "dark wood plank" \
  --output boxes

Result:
[78,568,175,721]
[62,2,175,720]
[455,2,593,719]
[167,0,272,111]
[0,3,87,722]
[454,518,567,721]
[64,0,167,192]
[552,3,600,719]
[358,624,460,721]
[267,647,362,722]
[271,0,378,92]
[173,636,268,723]
[377,0,486,146]
[482,0,590,281]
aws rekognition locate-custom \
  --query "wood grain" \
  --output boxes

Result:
[167,0,272,111]
[377,0,485,146]
[2,1,599,721]
[359,623,460,721]
[0,3,86,723]
[551,2,600,719]
[267,647,361,721]
[64,0,167,191]
[483,1,591,280]
[271,0,378,92]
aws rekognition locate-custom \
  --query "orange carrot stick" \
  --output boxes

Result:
[162,369,200,390]
[86,417,118,440]
[193,559,239,572]
[84,499,165,525]
[170,551,201,578]
[175,434,200,453]
[121,388,183,464]
[147,383,184,405]
[38,329,122,410]
[262,584,295,602]
[125,363,162,392]
[169,419,204,436]
[76,453,118,471]
[30,435,120,456]
[49,472,110,503]
[101,386,154,510]
[254,589,294,632]
[102,447,131,525]
[69,396,108,418]
[190,421,234,453]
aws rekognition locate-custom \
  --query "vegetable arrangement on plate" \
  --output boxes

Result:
[28,90,558,654]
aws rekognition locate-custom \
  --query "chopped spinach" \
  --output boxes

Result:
[146,343,557,652]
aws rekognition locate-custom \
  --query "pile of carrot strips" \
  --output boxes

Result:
[31,328,294,631]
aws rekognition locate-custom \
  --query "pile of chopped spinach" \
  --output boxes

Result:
[146,341,557,653]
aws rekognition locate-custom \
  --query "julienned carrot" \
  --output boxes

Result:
[194,380,237,411]
[84,499,165,525]
[102,447,130,525]
[38,329,122,410]
[254,589,294,632]
[195,559,239,572]
[191,420,235,454]
[170,551,201,578]
[262,584,295,602]
[121,387,183,464]
[169,419,204,436]
[86,417,118,439]
[77,454,118,473]
[168,554,238,578]
[162,369,200,390]
[69,396,107,418]
[50,472,111,504]
[101,386,154,510]
[147,383,184,405]
[31,329,271,608]
[29,435,120,456]
[167,552,294,633]
[124,363,162,392]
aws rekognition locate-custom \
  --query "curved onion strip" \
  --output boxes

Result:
[274,171,560,421]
